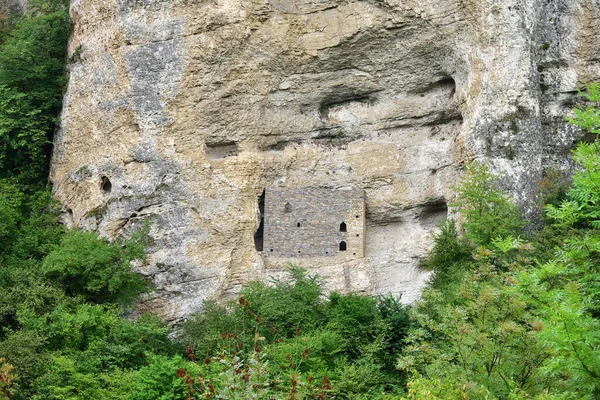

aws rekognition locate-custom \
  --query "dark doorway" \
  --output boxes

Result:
[340,222,347,232]
[254,190,265,251]
[339,241,347,251]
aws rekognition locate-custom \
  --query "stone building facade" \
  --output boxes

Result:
[263,187,365,259]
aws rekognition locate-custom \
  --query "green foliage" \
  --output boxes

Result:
[566,82,600,134]
[453,162,525,246]
[0,330,46,379]
[179,266,411,398]
[546,83,600,228]
[0,180,25,250]
[325,292,388,361]
[399,263,552,398]
[128,355,195,400]
[42,230,148,305]
[0,358,18,400]
[240,265,325,338]
[422,219,472,290]
[0,0,69,182]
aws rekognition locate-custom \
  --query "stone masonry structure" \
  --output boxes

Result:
[263,187,365,259]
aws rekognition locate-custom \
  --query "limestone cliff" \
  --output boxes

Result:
[51,0,600,321]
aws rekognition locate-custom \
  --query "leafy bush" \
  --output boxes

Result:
[179,267,411,398]
[240,265,326,338]
[42,230,148,305]
[421,219,472,290]
[452,162,525,246]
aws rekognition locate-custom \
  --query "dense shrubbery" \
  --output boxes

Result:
[178,266,411,399]
[0,0,69,184]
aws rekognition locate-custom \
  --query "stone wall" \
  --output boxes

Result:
[263,187,365,259]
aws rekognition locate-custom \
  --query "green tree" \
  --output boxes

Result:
[42,229,149,305]
[453,162,525,247]
[0,0,69,182]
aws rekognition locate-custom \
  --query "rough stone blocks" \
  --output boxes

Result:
[263,187,365,259]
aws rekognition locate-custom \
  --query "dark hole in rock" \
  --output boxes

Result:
[67,208,73,216]
[101,176,112,194]
[297,222,301,227]
[254,190,265,251]
[339,241,347,251]
[420,199,449,228]
[318,92,376,119]
[205,142,238,160]
[417,77,456,98]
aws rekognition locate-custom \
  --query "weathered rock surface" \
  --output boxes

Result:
[0,0,25,22]
[51,0,600,321]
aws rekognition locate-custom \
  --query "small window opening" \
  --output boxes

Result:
[356,234,359,237]
[326,251,329,254]
[353,253,356,255]
[270,249,273,252]
[284,203,292,212]
[339,241,347,251]
[340,222,347,232]
[298,250,301,253]
[101,176,112,194]
[297,222,301,227]
[355,215,359,218]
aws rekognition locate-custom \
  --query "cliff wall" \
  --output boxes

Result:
[51,0,600,321]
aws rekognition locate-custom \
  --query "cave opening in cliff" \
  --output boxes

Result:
[254,190,265,251]
[101,176,112,194]
[420,199,449,228]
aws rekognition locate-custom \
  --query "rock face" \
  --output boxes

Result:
[51,0,600,321]
[0,0,25,22]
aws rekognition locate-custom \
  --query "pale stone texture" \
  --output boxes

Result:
[51,0,600,321]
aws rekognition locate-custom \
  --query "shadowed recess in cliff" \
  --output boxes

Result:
[254,190,265,251]
[419,199,448,229]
